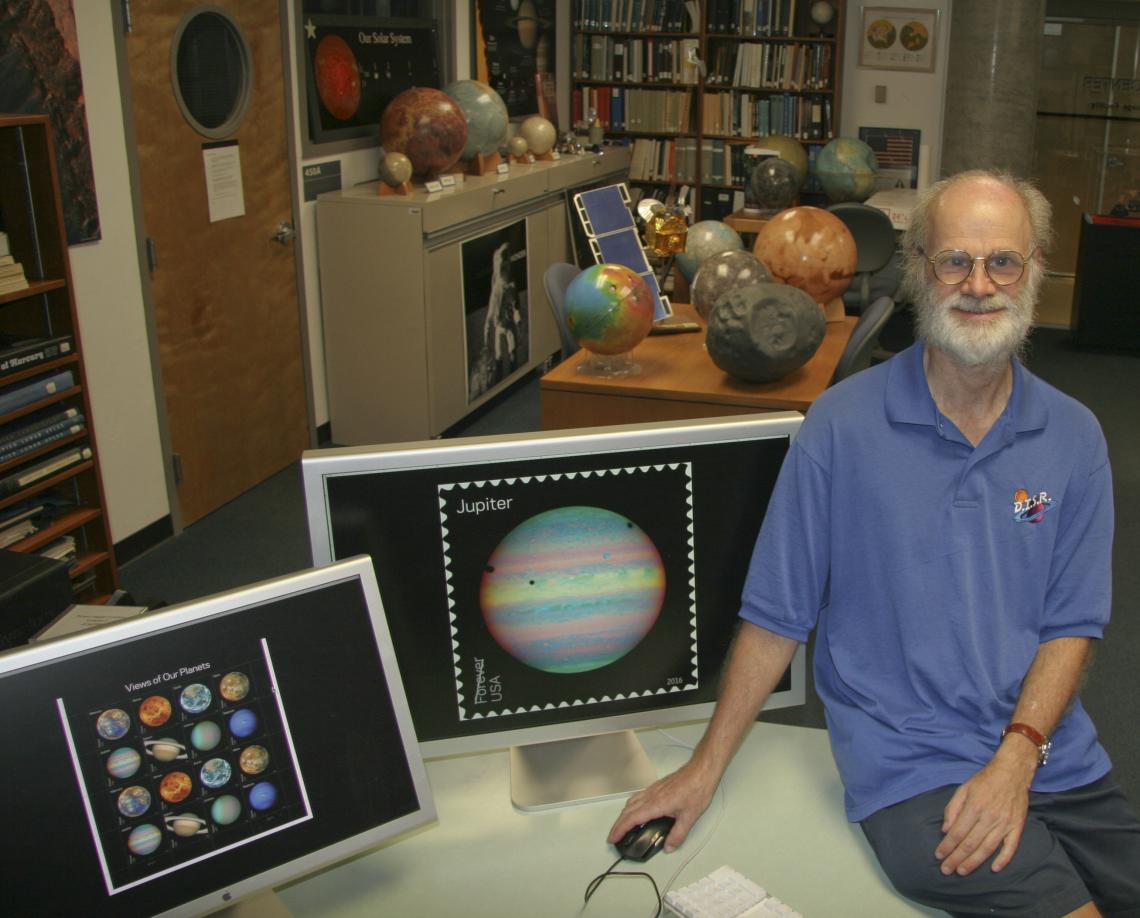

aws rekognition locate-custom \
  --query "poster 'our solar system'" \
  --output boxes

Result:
[439,462,697,720]
[59,640,311,895]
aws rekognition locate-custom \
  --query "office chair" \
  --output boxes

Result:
[832,295,895,384]
[828,202,898,315]
[543,262,583,361]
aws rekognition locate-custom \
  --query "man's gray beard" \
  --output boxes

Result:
[913,272,1039,368]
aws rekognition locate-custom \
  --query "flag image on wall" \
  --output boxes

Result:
[573,183,672,320]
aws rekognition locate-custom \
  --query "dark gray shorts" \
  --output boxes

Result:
[860,775,1140,917]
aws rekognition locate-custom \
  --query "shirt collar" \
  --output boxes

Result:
[884,340,1049,434]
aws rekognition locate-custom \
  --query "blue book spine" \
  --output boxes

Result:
[0,370,76,416]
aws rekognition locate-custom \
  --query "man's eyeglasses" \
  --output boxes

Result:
[921,248,1036,286]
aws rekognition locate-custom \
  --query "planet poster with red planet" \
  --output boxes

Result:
[436,460,699,721]
[303,15,441,144]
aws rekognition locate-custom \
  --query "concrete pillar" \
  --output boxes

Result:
[941,0,1046,178]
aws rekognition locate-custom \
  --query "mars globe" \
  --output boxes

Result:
[756,134,808,187]
[749,157,800,213]
[691,250,772,321]
[706,283,826,383]
[379,87,468,178]
[676,220,744,282]
[443,79,508,159]
[565,264,654,355]
[753,206,856,304]
[816,137,879,202]
[518,115,556,155]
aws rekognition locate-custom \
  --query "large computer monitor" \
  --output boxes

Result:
[303,415,805,810]
[0,557,435,917]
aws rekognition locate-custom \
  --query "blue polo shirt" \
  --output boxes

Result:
[740,341,1114,821]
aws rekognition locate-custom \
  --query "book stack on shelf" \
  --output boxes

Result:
[572,0,845,219]
[0,229,28,295]
[0,113,118,609]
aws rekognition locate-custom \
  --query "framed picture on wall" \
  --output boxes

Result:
[858,7,939,73]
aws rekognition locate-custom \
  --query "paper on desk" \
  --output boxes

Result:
[33,604,149,642]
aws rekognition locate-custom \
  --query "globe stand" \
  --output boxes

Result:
[533,151,556,162]
[463,151,502,176]
[576,351,641,377]
[378,180,412,197]
[509,152,536,165]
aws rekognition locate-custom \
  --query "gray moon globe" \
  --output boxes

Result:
[691,250,773,321]
[749,157,800,212]
[443,79,509,159]
[676,220,744,282]
[706,282,825,383]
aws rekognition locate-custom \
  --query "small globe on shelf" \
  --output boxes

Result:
[748,157,800,215]
[810,1,835,29]
[378,151,412,188]
[815,137,879,203]
[753,205,857,306]
[518,115,557,156]
[691,250,772,322]
[564,263,655,377]
[506,135,529,160]
[675,220,744,283]
[379,87,468,179]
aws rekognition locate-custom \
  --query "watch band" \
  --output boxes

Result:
[1002,722,1051,766]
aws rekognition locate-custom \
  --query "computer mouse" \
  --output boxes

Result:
[614,815,676,861]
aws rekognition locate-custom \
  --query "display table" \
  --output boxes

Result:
[277,722,936,917]
[540,304,856,430]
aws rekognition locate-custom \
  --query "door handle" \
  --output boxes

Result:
[271,221,295,244]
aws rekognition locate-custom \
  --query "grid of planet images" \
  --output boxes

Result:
[59,640,311,894]
[438,461,698,720]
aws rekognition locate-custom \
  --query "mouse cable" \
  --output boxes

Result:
[583,855,663,917]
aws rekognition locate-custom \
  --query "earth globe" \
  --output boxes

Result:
[706,282,826,383]
[564,263,654,376]
[755,134,808,187]
[815,137,879,203]
[443,79,508,160]
[748,157,800,214]
[691,250,772,321]
[753,205,857,305]
[519,115,557,155]
[675,220,744,282]
[379,87,468,178]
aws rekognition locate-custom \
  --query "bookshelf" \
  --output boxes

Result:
[0,113,119,606]
[571,0,845,219]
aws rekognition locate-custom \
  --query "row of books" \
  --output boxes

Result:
[0,333,74,377]
[0,444,92,498]
[0,406,86,465]
[705,39,834,90]
[573,0,700,33]
[701,91,833,140]
[0,254,29,295]
[707,0,805,36]
[629,134,833,189]
[574,34,702,84]
[0,369,76,417]
[574,86,695,133]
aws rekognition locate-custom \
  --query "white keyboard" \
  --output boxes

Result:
[664,865,804,918]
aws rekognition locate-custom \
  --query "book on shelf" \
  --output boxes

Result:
[0,333,74,376]
[0,518,37,548]
[38,534,77,567]
[0,257,29,294]
[0,413,86,465]
[0,231,9,258]
[0,369,76,417]
[0,445,92,497]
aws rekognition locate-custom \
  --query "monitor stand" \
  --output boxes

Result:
[509,729,658,812]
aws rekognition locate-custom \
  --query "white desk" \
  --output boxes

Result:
[866,188,918,231]
[277,723,939,916]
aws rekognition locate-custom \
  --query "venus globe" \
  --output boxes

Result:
[518,115,556,155]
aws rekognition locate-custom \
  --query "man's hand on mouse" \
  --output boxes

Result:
[608,760,717,854]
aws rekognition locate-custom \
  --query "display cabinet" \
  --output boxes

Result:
[315,148,632,446]
[0,114,119,606]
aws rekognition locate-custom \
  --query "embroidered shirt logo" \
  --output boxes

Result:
[1013,488,1055,524]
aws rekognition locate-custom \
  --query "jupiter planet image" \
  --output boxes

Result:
[479,506,666,673]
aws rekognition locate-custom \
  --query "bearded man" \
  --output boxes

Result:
[609,171,1140,916]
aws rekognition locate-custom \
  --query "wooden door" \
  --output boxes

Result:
[123,2,309,525]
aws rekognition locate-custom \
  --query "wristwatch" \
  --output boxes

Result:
[1002,722,1052,766]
